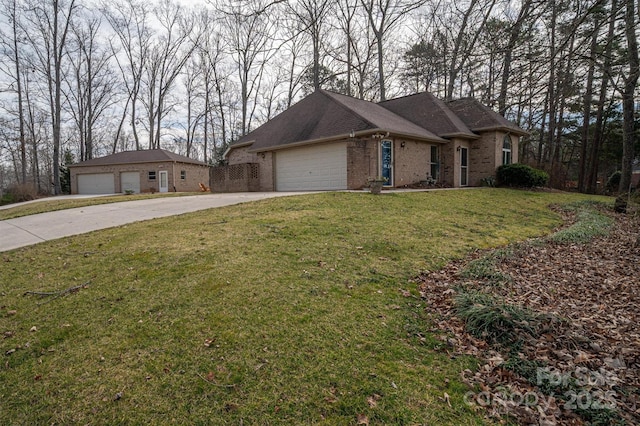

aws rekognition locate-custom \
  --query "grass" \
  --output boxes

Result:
[0,189,610,424]
[0,192,206,220]
[548,201,614,244]
[455,291,540,345]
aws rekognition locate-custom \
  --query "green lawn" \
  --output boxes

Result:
[0,189,609,424]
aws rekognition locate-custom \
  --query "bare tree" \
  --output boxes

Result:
[221,0,276,136]
[287,0,335,91]
[140,0,201,149]
[64,12,118,160]
[182,56,205,158]
[442,0,498,101]
[359,0,426,101]
[618,0,639,192]
[102,0,152,151]
[22,0,78,195]
[0,0,28,184]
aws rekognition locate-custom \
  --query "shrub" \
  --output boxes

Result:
[4,183,37,204]
[605,171,621,192]
[496,163,549,188]
[480,176,496,187]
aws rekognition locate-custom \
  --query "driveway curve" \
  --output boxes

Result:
[0,192,313,252]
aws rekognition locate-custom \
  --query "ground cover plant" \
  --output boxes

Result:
[419,201,639,425]
[0,192,206,221]
[0,189,609,424]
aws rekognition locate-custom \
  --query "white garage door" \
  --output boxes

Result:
[120,172,141,193]
[276,143,347,191]
[77,173,115,194]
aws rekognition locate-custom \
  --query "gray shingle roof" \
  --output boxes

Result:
[70,149,208,167]
[230,90,527,154]
[447,98,528,136]
[238,90,445,152]
[379,92,477,138]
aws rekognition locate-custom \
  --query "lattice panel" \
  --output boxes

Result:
[228,164,246,180]
[250,164,259,180]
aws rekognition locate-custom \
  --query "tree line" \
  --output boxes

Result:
[0,0,637,195]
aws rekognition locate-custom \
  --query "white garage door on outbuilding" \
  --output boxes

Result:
[120,172,141,193]
[275,143,347,191]
[77,173,115,194]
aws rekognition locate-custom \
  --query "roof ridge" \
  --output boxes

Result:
[321,90,443,140]
[319,90,379,129]
[380,91,475,138]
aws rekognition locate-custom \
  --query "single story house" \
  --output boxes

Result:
[69,149,210,194]
[212,90,527,192]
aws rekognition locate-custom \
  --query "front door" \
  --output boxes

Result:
[159,170,169,193]
[460,147,468,187]
[380,140,393,186]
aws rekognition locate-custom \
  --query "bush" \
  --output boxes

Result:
[496,163,549,188]
[4,183,37,204]
[605,171,621,192]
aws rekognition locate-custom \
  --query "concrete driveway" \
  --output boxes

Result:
[0,192,313,252]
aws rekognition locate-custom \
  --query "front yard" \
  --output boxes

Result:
[0,189,610,424]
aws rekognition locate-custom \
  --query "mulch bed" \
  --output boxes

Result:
[417,208,640,425]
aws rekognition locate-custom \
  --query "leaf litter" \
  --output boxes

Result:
[418,207,640,425]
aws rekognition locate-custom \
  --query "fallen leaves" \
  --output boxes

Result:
[367,393,381,408]
[418,208,640,425]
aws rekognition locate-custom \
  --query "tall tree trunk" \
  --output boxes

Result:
[9,0,28,184]
[578,22,598,192]
[498,0,533,116]
[619,0,639,192]
[586,0,617,193]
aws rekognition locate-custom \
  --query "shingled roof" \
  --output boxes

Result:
[229,90,526,155]
[70,149,208,167]
[238,90,445,152]
[379,92,477,139]
[447,98,528,136]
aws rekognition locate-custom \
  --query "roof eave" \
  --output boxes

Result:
[472,125,529,136]
[248,129,447,153]
[69,158,208,168]
[223,140,255,158]
[441,132,481,140]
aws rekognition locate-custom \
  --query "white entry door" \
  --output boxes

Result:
[159,171,169,192]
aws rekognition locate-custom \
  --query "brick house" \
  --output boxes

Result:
[212,90,527,192]
[69,149,210,194]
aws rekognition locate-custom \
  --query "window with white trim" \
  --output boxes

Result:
[430,145,440,181]
[503,135,512,165]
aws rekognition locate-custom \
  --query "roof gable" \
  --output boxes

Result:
[238,90,444,152]
[379,92,477,139]
[70,149,208,167]
[447,98,528,136]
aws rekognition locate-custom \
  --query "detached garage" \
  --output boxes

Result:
[69,149,210,195]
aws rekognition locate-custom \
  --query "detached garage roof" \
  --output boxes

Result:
[238,90,446,153]
[70,149,208,167]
